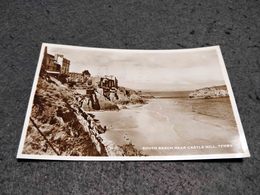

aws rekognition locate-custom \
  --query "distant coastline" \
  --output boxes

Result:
[140,90,191,99]
[140,85,228,99]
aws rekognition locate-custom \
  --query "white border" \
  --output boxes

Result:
[17,43,250,161]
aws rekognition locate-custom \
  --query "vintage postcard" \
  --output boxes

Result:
[17,43,250,161]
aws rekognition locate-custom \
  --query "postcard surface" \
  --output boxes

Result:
[17,43,250,161]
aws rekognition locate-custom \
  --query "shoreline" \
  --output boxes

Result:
[92,97,241,156]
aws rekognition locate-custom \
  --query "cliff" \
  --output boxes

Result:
[23,70,144,156]
[72,78,146,111]
[23,70,108,156]
[114,86,146,105]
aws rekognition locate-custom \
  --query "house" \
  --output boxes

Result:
[56,54,70,75]
[42,47,60,75]
[68,72,83,83]
[42,47,70,75]
[96,75,118,100]
[99,75,118,89]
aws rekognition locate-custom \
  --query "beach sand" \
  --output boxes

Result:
[91,97,242,156]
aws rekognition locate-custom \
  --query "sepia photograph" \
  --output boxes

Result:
[17,43,250,160]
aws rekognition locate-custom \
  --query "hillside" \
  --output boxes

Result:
[22,70,144,156]
[189,85,229,99]
[23,70,109,156]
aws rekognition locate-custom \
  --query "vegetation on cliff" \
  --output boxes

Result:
[23,70,145,156]
[23,70,107,156]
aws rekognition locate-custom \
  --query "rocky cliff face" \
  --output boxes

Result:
[73,79,146,112]
[23,70,108,156]
[23,70,144,156]
[189,85,229,99]
[114,87,145,105]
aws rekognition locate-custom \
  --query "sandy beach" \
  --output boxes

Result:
[91,97,243,156]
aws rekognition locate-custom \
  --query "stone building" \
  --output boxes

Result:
[99,75,118,89]
[54,54,70,75]
[68,72,83,83]
[98,75,118,100]
[42,47,60,74]
[42,47,70,75]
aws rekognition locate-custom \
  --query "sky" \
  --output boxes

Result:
[48,45,225,91]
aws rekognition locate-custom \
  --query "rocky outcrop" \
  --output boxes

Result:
[23,70,107,156]
[189,85,228,99]
[23,69,144,156]
[120,143,146,156]
[113,87,146,105]
[72,83,145,112]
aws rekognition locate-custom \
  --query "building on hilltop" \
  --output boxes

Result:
[67,70,92,83]
[55,54,70,75]
[68,72,83,83]
[99,75,118,89]
[42,47,70,75]
[42,47,60,74]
